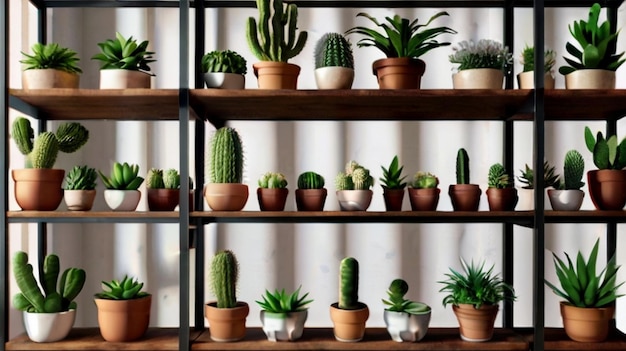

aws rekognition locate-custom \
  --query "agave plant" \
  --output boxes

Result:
[95,275,150,300]
[517,161,560,189]
[92,32,156,73]
[256,286,313,313]
[380,155,407,190]
[20,42,82,74]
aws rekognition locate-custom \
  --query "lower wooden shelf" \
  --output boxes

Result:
[520,327,626,351]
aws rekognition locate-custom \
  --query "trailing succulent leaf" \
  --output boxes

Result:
[455,148,470,184]
[98,162,145,190]
[314,33,354,69]
[208,127,244,184]
[520,44,556,73]
[545,238,624,308]
[339,257,360,310]
[95,275,149,300]
[335,160,374,190]
[255,285,313,313]
[487,163,513,189]
[297,171,325,189]
[382,278,431,314]
[92,32,156,73]
[65,165,98,190]
[559,3,625,75]
[380,155,407,190]
[345,11,456,58]
[584,126,626,170]
[20,42,82,74]
[449,39,513,72]
[201,50,247,74]
[210,250,239,309]
[411,171,439,189]
[517,161,560,189]
[258,172,288,189]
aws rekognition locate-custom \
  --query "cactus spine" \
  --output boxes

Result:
[30,132,60,168]
[297,171,325,189]
[335,161,374,190]
[209,127,244,184]
[563,149,585,190]
[210,250,239,308]
[456,148,470,184]
[314,33,354,69]
[338,257,360,310]
[246,0,308,62]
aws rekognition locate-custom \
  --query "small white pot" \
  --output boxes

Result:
[336,190,373,211]
[64,189,96,211]
[548,189,585,211]
[260,310,308,342]
[564,69,615,89]
[314,67,354,89]
[99,69,151,89]
[384,310,431,342]
[104,189,141,211]
[203,72,245,89]
[452,68,504,89]
[516,188,535,210]
[23,310,76,343]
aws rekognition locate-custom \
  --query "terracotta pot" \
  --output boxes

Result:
[587,169,626,210]
[147,188,180,211]
[253,62,300,89]
[382,188,405,211]
[336,190,373,211]
[99,69,151,89]
[257,188,289,211]
[64,189,96,211]
[564,69,616,89]
[203,72,245,89]
[12,169,65,211]
[448,184,481,211]
[452,303,499,342]
[452,68,504,89]
[103,189,141,211]
[260,310,307,342]
[560,302,615,342]
[408,187,440,211]
[329,302,369,342]
[384,309,431,342]
[295,189,327,211]
[23,310,76,343]
[22,69,79,89]
[547,189,585,211]
[517,71,555,89]
[372,58,426,89]
[203,183,249,211]
[314,67,354,89]
[205,301,249,342]
[94,295,152,342]
[486,188,518,211]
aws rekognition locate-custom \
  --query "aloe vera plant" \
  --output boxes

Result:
[380,156,407,190]
[256,285,313,313]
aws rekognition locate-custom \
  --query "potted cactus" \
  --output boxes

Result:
[201,50,247,89]
[335,160,374,211]
[517,44,556,89]
[257,172,289,211]
[12,251,86,342]
[11,117,89,211]
[20,42,82,89]
[408,171,440,211]
[146,168,180,211]
[448,148,481,211]
[295,171,326,211]
[246,0,307,89]
[449,39,513,89]
[63,165,98,211]
[383,278,431,342]
[485,163,518,211]
[204,126,247,211]
[379,155,407,211]
[94,275,151,342]
[515,161,559,210]
[98,162,145,211]
[205,250,249,342]
[584,126,626,210]
[313,32,355,89]
[548,150,586,211]
[92,32,156,89]
[329,257,369,342]
[256,286,313,341]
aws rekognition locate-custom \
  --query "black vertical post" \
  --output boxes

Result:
[0,0,8,348]
[606,2,617,264]
[503,1,514,90]
[37,5,48,285]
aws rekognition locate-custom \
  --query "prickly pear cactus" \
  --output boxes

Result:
[209,127,244,184]
[210,250,239,308]
[314,32,354,69]
[55,122,89,153]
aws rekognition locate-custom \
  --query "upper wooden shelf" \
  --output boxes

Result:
[7,211,181,223]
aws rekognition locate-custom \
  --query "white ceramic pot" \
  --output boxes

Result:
[64,189,96,211]
[548,189,584,211]
[23,310,76,342]
[384,310,431,342]
[452,68,504,89]
[564,69,615,89]
[203,72,245,89]
[516,188,535,210]
[99,69,151,89]
[104,189,141,211]
[336,190,373,211]
[517,71,555,89]
[22,69,79,89]
[260,310,307,342]
[314,67,354,89]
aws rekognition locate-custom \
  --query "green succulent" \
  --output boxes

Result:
[20,42,82,74]
[380,156,407,190]
[584,126,626,170]
[520,44,556,73]
[517,161,559,189]
[411,171,439,189]
[95,275,150,300]
[255,285,313,313]
[98,162,144,190]
[64,165,97,190]
[201,50,247,74]
[382,278,431,314]
[449,39,513,72]
[92,32,156,73]
[487,163,513,189]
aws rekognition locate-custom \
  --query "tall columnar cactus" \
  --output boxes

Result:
[11,117,89,169]
[210,250,239,309]
[563,150,585,190]
[12,251,86,313]
[456,148,470,184]
[297,171,325,189]
[209,127,244,184]
[314,33,354,69]
[338,257,360,310]
[245,0,308,62]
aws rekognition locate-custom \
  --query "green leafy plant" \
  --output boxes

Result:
[382,278,431,314]
[210,250,239,309]
[411,171,438,189]
[449,39,513,72]
[520,45,556,73]
[488,163,513,189]
[455,148,470,184]
[201,50,247,74]
[439,258,516,309]
[12,251,86,313]
[545,239,624,308]
[338,257,361,310]
[297,171,325,189]
[345,11,456,58]
[147,168,180,189]
[517,161,560,189]
[335,160,374,190]
[245,0,308,62]
[95,275,150,300]
[559,3,625,75]
[11,116,89,169]
[314,32,354,69]
[256,286,313,313]
[98,162,144,190]
[584,126,626,170]
[380,156,407,190]
[20,42,82,74]
[208,127,244,184]
[92,32,156,74]
[64,165,97,190]
[258,172,288,189]
[555,150,586,190]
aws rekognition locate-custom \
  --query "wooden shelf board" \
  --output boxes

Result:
[9,89,197,121]
[544,90,626,120]
[545,210,626,223]
[7,211,180,223]
[519,327,626,350]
